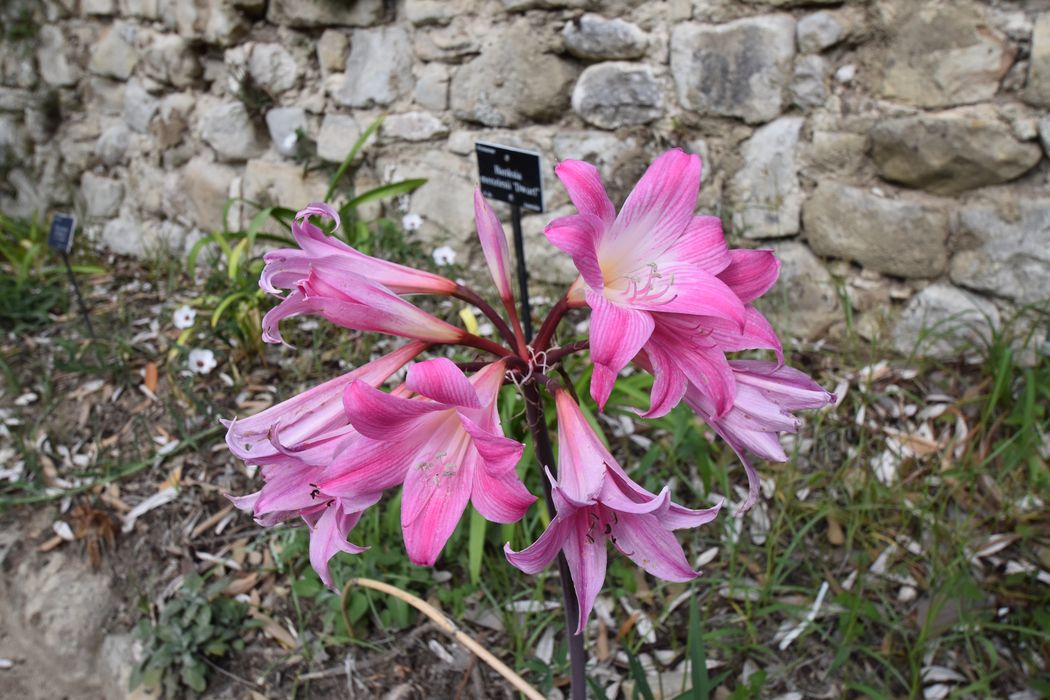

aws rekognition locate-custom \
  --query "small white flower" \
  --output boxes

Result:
[188,348,217,375]
[432,245,457,266]
[402,213,423,231]
[173,305,197,330]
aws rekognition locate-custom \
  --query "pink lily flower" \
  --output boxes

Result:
[224,341,426,467]
[320,359,536,566]
[546,149,749,410]
[473,190,514,307]
[262,203,457,296]
[261,267,466,346]
[505,390,721,632]
[225,343,425,586]
[684,359,835,513]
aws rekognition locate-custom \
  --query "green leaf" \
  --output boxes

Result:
[186,235,214,279]
[211,291,251,327]
[325,116,384,203]
[468,505,486,585]
[226,237,249,280]
[344,179,427,211]
[687,594,710,700]
[626,648,655,700]
[181,661,207,692]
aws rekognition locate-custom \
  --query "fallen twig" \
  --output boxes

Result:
[341,577,544,700]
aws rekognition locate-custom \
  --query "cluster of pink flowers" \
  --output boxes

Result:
[226,149,833,628]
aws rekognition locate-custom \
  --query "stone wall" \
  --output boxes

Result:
[1,0,1049,353]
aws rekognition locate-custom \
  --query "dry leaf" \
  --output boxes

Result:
[144,362,158,392]
[826,514,845,546]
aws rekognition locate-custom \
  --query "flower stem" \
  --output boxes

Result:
[523,383,587,700]
[453,285,525,358]
[533,293,570,353]
[545,340,589,367]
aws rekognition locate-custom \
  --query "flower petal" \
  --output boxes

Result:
[604,149,701,263]
[504,513,573,574]
[407,358,481,409]
[319,432,427,497]
[474,190,514,302]
[401,439,475,566]
[585,289,654,410]
[343,381,445,441]
[544,214,606,291]
[554,159,616,227]
[224,342,425,464]
[471,451,535,523]
[307,496,379,589]
[562,508,608,634]
[664,216,731,274]
[460,413,524,476]
[718,249,780,303]
[554,390,611,503]
[610,511,699,582]
[633,346,687,419]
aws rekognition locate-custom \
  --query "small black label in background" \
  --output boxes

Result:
[48,213,77,254]
[475,141,544,213]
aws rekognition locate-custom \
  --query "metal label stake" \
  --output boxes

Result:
[474,141,545,340]
[48,214,95,339]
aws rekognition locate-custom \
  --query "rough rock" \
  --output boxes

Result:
[152,93,194,151]
[670,16,795,123]
[520,206,583,285]
[8,551,117,682]
[83,0,115,14]
[335,27,413,108]
[183,156,236,231]
[552,130,642,179]
[1026,14,1050,107]
[571,62,663,129]
[381,111,449,142]
[317,113,362,163]
[123,80,159,134]
[761,241,840,340]
[730,117,803,239]
[94,124,129,166]
[265,107,307,157]
[870,108,1042,195]
[377,149,475,241]
[450,22,578,127]
[502,0,588,10]
[406,0,470,26]
[267,0,386,28]
[803,183,949,278]
[1040,116,1050,156]
[37,25,78,87]
[165,0,248,46]
[796,10,849,53]
[142,33,200,88]
[249,43,300,95]
[880,3,1014,108]
[791,54,828,110]
[414,62,450,111]
[317,30,348,75]
[243,159,329,210]
[950,197,1050,305]
[892,283,1000,359]
[413,19,481,63]
[199,100,266,162]
[801,131,867,179]
[81,172,123,218]
[88,23,138,80]
[118,0,159,19]
[562,14,648,61]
